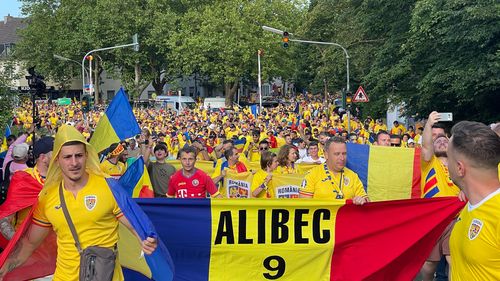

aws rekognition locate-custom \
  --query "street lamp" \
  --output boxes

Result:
[262,25,352,132]
[54,54,89,78]
[81,34,139,98]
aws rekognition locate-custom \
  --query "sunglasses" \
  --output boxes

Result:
[390,143,401,147]
[259,147,269,151]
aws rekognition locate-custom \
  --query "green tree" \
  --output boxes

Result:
[396,0,500,122]
[170,0,305,105]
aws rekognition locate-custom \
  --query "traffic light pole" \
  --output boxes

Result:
[288,38,352,134]
[81,42,139,99]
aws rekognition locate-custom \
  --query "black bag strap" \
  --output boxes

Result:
[58,183,83,254]
[2,160,13,182]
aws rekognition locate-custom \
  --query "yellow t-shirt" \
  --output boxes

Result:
[299,164,366,199]
[421,155,460,198]
[450,189,500,281]
[33,174,124,281]
[250,169,275,198]
[100,160,127,179]
[275,165,298,175]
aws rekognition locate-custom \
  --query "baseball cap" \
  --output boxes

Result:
[12,143,29,159]
[33,136,55,159]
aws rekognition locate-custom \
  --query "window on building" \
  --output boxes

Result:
[107,90,115,100]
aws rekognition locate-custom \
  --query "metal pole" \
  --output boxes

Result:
[258,50,262,115]
[178,90,181,116]
[81,42,139,100]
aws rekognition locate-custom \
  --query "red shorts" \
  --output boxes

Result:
[427,220,455,262]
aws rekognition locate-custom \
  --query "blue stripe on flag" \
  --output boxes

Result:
[346,143,370,192]
[106,88,141,140]
[136,199,212,281]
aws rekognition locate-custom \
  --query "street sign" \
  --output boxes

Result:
[353,86,369,103]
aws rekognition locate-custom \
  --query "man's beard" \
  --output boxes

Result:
[435,151,447,158]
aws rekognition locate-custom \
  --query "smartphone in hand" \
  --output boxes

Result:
[437,112,453,122]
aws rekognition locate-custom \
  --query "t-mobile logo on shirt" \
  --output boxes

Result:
[177,189,188,198]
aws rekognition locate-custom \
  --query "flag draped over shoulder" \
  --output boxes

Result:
[0,178,174,281]
[0,171,57,281]
[128,197,464,281]
[118,157,154,198]
[346,143,421,201]
[90,88,141,153]
[107,178,174,281]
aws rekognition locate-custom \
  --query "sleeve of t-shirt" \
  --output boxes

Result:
[299,170,317,197]
[32,191,51,228]
[166,176,177,198]
[250,171,266,193]
[205,173,220,197]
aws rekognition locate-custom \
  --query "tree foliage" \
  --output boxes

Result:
[295,0,499,122]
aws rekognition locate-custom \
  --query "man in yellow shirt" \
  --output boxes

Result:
[447,121,500,281]
[0,125,157,281]
[100,143,128,179]
[419,111,460,281]
[390,120,406,135]
[299,136,369,205]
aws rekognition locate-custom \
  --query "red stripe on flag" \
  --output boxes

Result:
[330,197,465,281]
[424,177,438,194]
[139,185,154,198]
[411,148,422,199]
[0,208,57,280]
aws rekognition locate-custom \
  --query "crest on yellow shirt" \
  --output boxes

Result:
[468,218,483,240]
[84,195,97,211]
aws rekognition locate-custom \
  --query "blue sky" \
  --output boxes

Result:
[0,0,22,17]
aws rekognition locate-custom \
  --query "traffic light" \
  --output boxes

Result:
[82,94,91,113]
[282,31,289,48]
[346,92,352,106]
[85,55,93,61]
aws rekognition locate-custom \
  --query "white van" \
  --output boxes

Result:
[203,97,226,109]
[155,95,196,113]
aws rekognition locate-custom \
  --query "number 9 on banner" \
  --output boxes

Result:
[263,256,286,279]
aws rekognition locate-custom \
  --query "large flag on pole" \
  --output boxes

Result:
[126,197,464,281]
[90,88,140,153]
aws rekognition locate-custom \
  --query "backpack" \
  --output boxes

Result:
[0,160,14,205]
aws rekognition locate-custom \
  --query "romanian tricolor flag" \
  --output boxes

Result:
[119,157,154,198]
[126,197,464,281]
[0,178,174,281]
[346,143,421,201]
[90,88,141,153]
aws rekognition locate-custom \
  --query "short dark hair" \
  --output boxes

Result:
[259,140,269,146]
[154,143,168,153]
[376,130,390,142]
[308,141,319,148]
[324,136,346,152]
[179,146,197,158]
[450,121,500,170]
[223,145,236,160]
[390,134,402,140]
